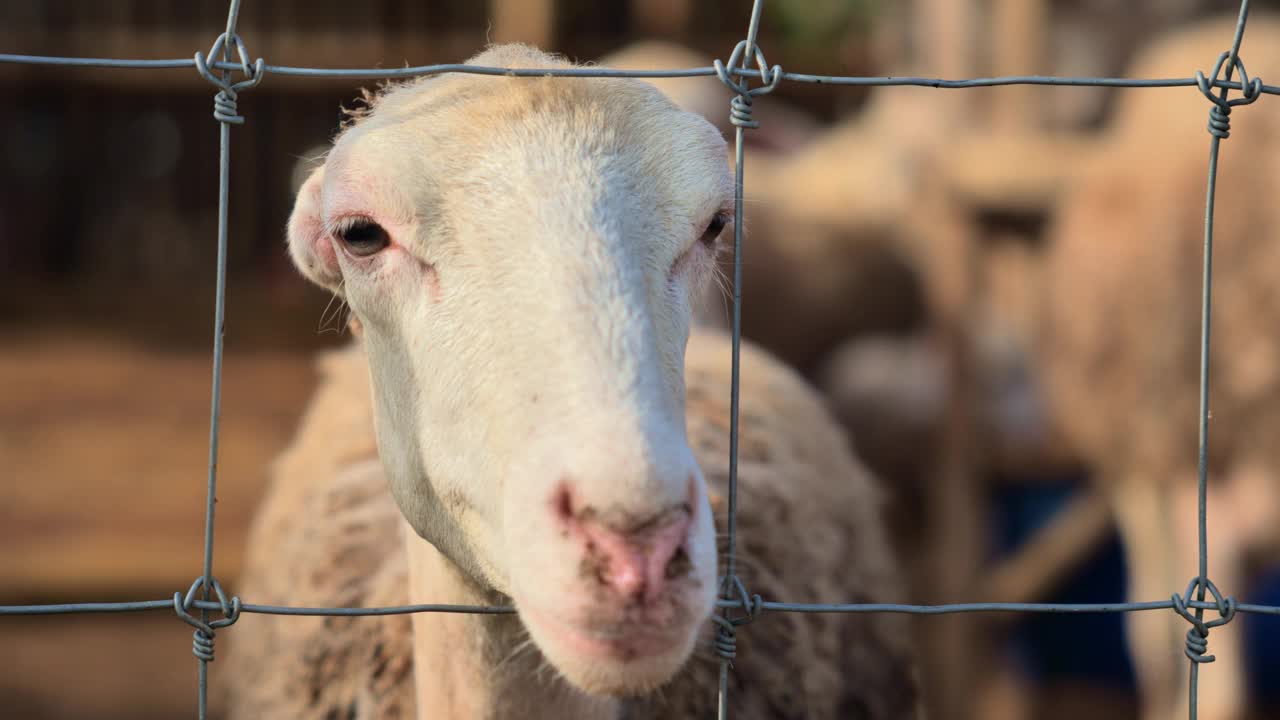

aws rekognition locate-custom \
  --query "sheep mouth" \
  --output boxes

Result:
[518,603,705,694]
[560,621,688,662]
[524,602,697,656]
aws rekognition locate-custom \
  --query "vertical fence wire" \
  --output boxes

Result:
[0,1,1277,719]
[713,1,779,716]
[1186,3,1253,717]
[717,0,768,713]
[719,80,747,720]
[201,0,241,605]
[194,2,248,717]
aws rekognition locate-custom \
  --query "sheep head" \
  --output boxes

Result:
[286,45,732,696]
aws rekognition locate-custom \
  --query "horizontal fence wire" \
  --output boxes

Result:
[2,0,1279,718]
[2,51,1280,93]
[6,598,1280,618]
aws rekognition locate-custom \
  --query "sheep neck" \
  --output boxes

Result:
[404,525,620,720]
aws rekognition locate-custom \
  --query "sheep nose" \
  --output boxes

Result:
[584,512,693,602]
[554,489,695,603]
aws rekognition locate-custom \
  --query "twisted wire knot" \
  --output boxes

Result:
[714,40,783,129]
[174,576,241,663]
[194,32,264,125]
[192,627,217,662]
[1196,50,1263,139]
[712,574,762,664]
[1171,577,1236,664]
[1207,104,1232,139]
[210,91,242,125]
[728,95,756,129]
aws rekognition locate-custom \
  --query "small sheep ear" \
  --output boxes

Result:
[287,165,344,294]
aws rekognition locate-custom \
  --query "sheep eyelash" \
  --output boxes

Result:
[324,214,378,239]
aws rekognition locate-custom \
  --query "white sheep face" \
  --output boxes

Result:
[286,46,733,696]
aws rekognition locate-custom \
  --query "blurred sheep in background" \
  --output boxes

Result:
[1038,14,1280,720]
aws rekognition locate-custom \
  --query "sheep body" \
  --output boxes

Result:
[1043,12,1280,510]
[1038,14,1280,720]
[221,331,918,719]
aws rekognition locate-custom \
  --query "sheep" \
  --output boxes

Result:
[1038,14,1280,720]
[220,45,918,719]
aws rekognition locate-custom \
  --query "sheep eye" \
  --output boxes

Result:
[700,212,729,247]
[337,219,389,257]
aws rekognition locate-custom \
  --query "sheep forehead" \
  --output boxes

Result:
[326,51,732,237]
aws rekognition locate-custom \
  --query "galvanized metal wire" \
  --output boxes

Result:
[8,596,1280,618]
[712,4,779,715]
[3,52,1280,94]
[1,0,1277,718]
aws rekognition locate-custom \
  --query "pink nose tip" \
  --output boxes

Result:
[555,492,694,603]
[585,514,691,601]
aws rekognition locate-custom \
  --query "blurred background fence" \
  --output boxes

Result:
[5,1,1280,719]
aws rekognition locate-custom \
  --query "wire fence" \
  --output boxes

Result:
[2,0,1278,718]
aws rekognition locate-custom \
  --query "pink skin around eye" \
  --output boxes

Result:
[323,163,443,299]
[313,226,341,275]
[328,215,444,304]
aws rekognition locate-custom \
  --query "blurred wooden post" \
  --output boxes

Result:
[914,0,977,127]
[990,0,1050,131]
[630,0,691,37]
[920,176,986,720]
[909,2,984,718]
[490,0,555,48]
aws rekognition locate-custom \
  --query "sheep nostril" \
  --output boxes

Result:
[665,545,691,580]
[552,483,575,526]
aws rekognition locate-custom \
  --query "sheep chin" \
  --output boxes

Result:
[516,598,706,697]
